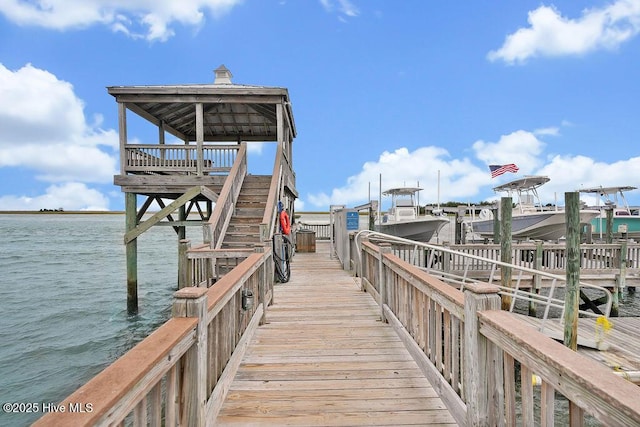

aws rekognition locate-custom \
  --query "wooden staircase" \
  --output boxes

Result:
[220,175,271,249]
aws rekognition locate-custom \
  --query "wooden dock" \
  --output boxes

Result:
[513,314,640,378]
[216,241,458,426]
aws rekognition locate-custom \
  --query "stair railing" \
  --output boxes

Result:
[207,143,247,249]
[261,143,284,241]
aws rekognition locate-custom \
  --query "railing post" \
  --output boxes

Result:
[530,240,543,316]
[464,283,503,426]
[442,243,451,274]
[358,237,366,291]
[564,191,580,350]
[618,240,627,298]
[500,197,513,310]
[172,287,208,427]
[605,206,614,244]
[378,244,392,322]
[255,244,268,325]
[259,223,269,242]
[178,239,192,289]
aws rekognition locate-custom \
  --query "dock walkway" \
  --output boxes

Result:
[216,241,458,426]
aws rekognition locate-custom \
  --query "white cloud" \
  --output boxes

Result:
[0,0,244,41]
[319,0,359,18]
[472,129,545,173]
[306,146,486,209]
[534,127,560,136]
[0,63,118,184]
[300,125,640,210]
[0,182,110,211]
[488,1,640,64]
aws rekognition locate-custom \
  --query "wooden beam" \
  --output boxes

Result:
[125,192,138,314]
[125,102,188,141]
[564,191,580,351]
[124,186,203,244]
[200,186,219,203]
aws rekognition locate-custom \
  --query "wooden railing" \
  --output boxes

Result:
[206,143,247,249]
[356,231,613,322]
[260,142,295,241]
[261,143,283,241]
[446,241,640,276]
[356,239,640,426]
[34,248,274,427]
[180,239,257,287]
[123,144,239,175]
[297,222,331,240]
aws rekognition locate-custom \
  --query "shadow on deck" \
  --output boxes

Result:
[216,241,458,426]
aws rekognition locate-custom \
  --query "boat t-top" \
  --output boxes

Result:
[375,187,449,243]
[469,175,600,241]
[579,185,640,238]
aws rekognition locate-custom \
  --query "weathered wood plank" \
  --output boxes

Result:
[215,241,458,426]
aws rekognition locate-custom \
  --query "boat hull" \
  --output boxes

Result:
[471,210,600,241]
[589,216,640,238]
[376,217,449,242]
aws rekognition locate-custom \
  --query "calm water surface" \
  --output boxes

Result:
[0,214,199,426]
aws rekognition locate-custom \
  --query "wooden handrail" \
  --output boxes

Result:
[34,246,274,426]
[480,309,640,426]
[207,143,247,248]
[32,318,197,426]
[261,142,283,240]
[355,238,640,425]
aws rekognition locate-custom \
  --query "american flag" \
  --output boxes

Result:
[489,164,519,178]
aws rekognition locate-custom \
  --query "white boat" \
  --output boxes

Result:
[579,185,640,239]
[376,187,449,242]
[468,176,600,241]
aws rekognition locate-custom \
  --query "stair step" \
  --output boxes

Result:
[234,208,264,217]
[224,236,262,244]
[236,199,266,207]
[221,241,261,249]
[219,174,272,250]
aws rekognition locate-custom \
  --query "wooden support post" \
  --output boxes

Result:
[530,240,543,317]
[178,205,186,241]
[463,283,503,426]
[255,244,268,325]
[618,240,627,298]
[196,102,204,176]
[172,287,208,427]
[178,239,191,289]
[564,191,580,351]
[378,244,392,322]
[605,207,614,244]
[442,243,451,274]
[500,197,513,310]
[125,192,138,315]
[455,211,462,245]
[492,206,500,244]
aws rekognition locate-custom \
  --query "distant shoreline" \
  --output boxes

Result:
[0,210,339,215]
[0,211,125,215]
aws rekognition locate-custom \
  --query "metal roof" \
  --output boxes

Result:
[107,68,296,143]
[492,175,550,192]
[578,185,637,195]
[382,187,423,196]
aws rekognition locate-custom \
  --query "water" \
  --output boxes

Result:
[0,214,200,426]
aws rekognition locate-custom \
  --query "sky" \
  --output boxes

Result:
[1,0,640,212]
